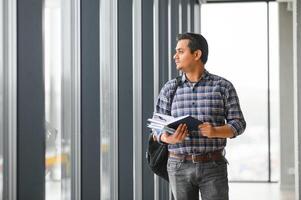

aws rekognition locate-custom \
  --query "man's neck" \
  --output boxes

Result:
[185,65,205,83]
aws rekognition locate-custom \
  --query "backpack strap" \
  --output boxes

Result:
[169,75,182,107]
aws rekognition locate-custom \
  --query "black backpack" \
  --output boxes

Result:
[145,76,182,182]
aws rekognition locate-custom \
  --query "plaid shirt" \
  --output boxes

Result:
[153,69,246,155]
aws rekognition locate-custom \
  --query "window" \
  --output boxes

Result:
[99,1,119,199]
[201,2,279,181]
[43,0,73,198]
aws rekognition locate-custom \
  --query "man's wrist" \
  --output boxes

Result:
[212,127,218,137]
[212,125,235,138]
[160,132,169,144]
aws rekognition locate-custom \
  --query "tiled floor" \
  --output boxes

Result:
[228,183,295,200]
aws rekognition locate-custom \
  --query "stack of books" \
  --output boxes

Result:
[147,113,203,134]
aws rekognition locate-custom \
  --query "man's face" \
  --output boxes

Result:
[173,39,200,72]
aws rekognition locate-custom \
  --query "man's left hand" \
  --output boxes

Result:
[198,122,216,138]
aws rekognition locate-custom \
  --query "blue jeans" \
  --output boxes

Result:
[167,156,229,200]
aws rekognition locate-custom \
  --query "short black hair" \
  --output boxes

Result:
[177,33,209,64]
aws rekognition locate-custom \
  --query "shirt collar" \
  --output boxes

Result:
[181,68,210,83]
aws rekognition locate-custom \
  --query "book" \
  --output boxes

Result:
[147,112,203,134]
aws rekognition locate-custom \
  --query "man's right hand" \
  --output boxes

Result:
[160,124,189,144]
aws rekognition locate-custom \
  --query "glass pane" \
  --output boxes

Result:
[100,1,118,199]
[44,0,71,199]
[201,2,269,181]
[269,2,280,182]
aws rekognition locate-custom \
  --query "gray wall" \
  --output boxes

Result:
[17,0,45,199]
[118,0,134,199]
[142,0,155,199]
[81,0,100,199]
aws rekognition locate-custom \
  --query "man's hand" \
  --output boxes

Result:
[160,124,188,144]
[198,122,235,138]
[198,122,216,138]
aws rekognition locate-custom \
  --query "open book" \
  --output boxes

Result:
[147,113,203,134]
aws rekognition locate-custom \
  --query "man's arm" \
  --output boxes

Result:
[198,122,234,138]
[152,82,174,143]
[222,82,246,138]
[199,82,246,139]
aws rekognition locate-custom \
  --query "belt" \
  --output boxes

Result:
[168,150,223,163]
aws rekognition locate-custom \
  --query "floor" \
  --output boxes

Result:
[228,182,295,200]
[44,181,295,200]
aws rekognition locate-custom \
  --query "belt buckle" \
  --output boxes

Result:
[192,154,199,163]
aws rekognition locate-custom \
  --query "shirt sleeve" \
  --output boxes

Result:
[152,83,172,143]
[224,82,246,138]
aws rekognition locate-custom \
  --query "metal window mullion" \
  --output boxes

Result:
[168,0,172,80]
[179,0,182,33]
[293,0,301,198]
[133,0,142,200]
[266,1,271,183]
[112,1,118,199]
[167,1,173,200]
[70,0,81,199]
[187,0,191,32]
[3,0,17,199]
[194,3,201,33]
[153,0,160,199]
[199,3,202,33]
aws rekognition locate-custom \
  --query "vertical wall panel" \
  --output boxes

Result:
[158,0,170,199]
[142,0,155,200]
[190,0,195,31]
[159,0,169,90]
[170,0,180,78]
[17,0,45,199]
[118,0,133,200]
[181,0,188,32]
[81,0,100,199]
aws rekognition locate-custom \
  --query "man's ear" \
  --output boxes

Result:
[194,50,202,61]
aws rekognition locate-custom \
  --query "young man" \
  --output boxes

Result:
[153,33,246,200]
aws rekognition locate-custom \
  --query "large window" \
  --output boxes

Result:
[43,0,80,198]
[201,2,279,181]
[44,0,81,198]
[44,0,70,199]
[99,1,118,199]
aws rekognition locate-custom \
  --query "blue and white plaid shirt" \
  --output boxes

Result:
[153,69,246,155]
